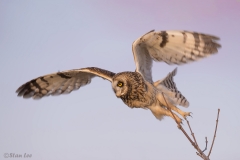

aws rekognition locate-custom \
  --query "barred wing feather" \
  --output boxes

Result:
[154,68,189,107]
[16,67,115,99]
[132,30,221,83]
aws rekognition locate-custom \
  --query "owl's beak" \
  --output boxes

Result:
[113,88,121,98]
[112,88,118,96]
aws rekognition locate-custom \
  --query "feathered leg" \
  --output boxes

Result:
[170,105,191,119]
[155,91,190,122]
[149,105,182,124]
[163,101,192,119]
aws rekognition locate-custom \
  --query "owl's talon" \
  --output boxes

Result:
[177,118,183,125]
[189,112,193,118]
[183,112,192,120]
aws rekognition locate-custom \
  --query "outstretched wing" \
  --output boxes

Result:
[132,30,221,83]
[154,68,189,107]
[16,67,115,99]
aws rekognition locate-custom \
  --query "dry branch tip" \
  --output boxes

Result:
[161,93,220,160]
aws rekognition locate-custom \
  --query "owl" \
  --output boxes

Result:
[16,30,221,123]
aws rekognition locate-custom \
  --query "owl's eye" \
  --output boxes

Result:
[117,82,123,87]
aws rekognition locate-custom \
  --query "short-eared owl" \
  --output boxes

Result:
[16,30,221,123]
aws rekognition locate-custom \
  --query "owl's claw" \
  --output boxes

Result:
[189,112,193,118]
[183,112,192,120]
[177,118,183,125]
[181,121,184,125]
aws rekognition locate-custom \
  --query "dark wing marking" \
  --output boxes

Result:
[154,68,189,107]
[16,67,115,99]
[132,30,221,82]
[160,68,178,91]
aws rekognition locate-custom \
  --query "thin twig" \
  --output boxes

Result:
[161,93,197,149]
[202,137,208,153]
[186,118,200,149]
[196,152,203,159]
[208,109,220,157]
[161,93,210,160]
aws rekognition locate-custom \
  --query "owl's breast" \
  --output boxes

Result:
[120,82,157,109]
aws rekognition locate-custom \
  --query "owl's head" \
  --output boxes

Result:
[112,74,129,98]
[112,72,145,98]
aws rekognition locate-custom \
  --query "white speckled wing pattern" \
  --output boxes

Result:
[132,30,221,83]
[154,68,189,107]
[16,67,115,99]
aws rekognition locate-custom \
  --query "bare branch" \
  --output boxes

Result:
[186,118,199,149]
[202,137,208,153]
[161,93,196,148]
[196,152,203,158]
[185,114,210,160]
[161,93,211,160]
[208,109,220,157]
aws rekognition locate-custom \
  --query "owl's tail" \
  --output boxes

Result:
[153,68,189,107]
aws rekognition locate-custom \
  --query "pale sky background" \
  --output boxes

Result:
[1,0,240,160]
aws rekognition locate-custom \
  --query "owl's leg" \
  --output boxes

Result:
[171,106,191,119]
[156,92,191,120]
[149,105,182,124]
[165,102,191,119]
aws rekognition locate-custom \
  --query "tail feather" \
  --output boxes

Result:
[154,68,189,107]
